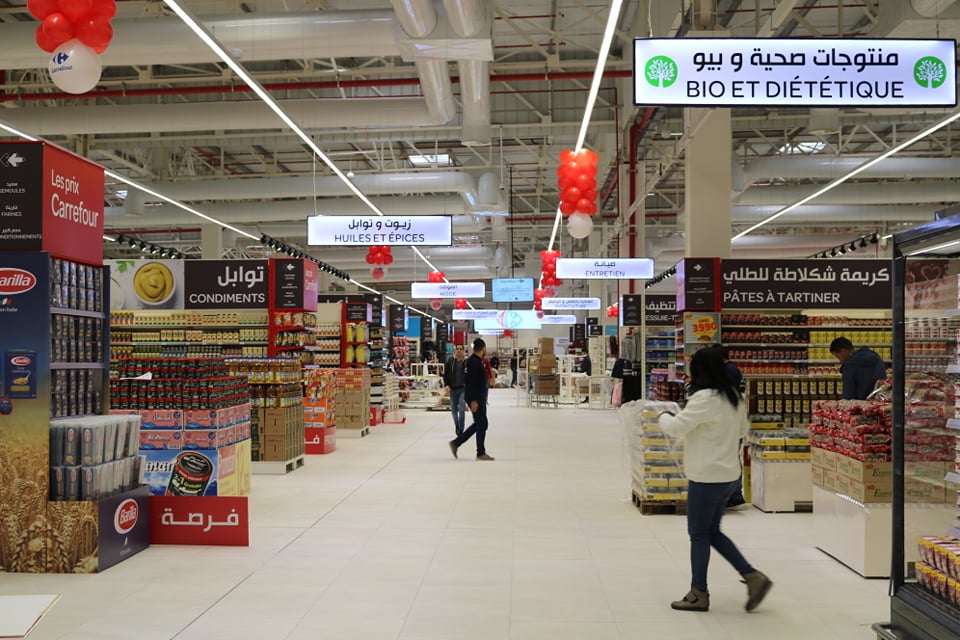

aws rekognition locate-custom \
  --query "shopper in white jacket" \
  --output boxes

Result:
[658,347,772,613]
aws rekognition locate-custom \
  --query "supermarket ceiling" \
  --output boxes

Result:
[2,0,960,300]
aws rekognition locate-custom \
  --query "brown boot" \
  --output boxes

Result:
[742,571,772,612]
[670,588,709,612]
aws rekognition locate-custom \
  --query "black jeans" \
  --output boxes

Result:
[452,401,488,456]
[686,480,755,592]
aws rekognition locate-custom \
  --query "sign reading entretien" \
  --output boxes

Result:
[307,215,452,246]
[555,258,654,280]
[634,38,957,107]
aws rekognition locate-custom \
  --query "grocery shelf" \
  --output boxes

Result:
[112,341,268,346]
[51,307,105,319]
[114,324,268,329]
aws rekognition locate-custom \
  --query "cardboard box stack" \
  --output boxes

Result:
[304,368,337,454]
[335,367,372,431]
[225,357,303,463]
[621,400,687,503]
[809,399,892,503]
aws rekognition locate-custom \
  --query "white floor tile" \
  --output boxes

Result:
[5,390,900,639]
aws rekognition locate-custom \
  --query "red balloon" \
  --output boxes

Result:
[534,288,545,300]
[365,253,375,264]
[562,160,580,176]
[585,149,599,165]
[59,0,93,23]
[576,197,594,213]
[89,0,116,20]
[76,16,113,52]
[557,176,572,191]
[385,254,394,265]
[28,0,60,20]
[559,200,576,216]
[430,299,442,311]
[582,164,598,178]
[371,266,386,280]
[42,13,75,44]
[562,186,582,203]
[575,173,594,190]
[533,300,542,311]
[559,149,574,164]
[34,24,59,52]
[586,201,598,215]
[583,188,598,201]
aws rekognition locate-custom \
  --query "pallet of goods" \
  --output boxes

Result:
[619,400,687,514]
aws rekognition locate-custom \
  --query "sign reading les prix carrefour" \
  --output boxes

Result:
[634,38,957,107]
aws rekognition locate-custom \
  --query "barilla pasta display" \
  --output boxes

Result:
[48,414,142,501]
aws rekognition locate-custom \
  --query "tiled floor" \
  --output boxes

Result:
[2,389,889,639]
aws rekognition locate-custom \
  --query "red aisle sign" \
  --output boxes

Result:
[150,495,249,546]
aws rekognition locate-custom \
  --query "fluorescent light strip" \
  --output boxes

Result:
[163,0,445,285]
[733,107,960,241]
[907,239,960,256]
[546,0,624,254]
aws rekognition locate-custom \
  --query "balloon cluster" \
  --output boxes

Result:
[455,298,467,310]
[557,148,599,239]
[428,270,445,310]
[540,249,562,290]
[606,303,619,319]
[30,0,117,94]
[503,329,513,338]
[366,245,393,279]
[533,287,546,311]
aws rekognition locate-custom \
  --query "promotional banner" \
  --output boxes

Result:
[411,282,486,298]
[183,260,267,309]
[150,495,249,546]
[107,259,185,310]
[388,304,406,333]
[490,278,534,302]
[307,215,452,246]
[721,259,892,309]
[539,315,577,325]
[271,258,318,311]
[542,297,601,310]
[97,487,151,570]
[474,310,543,331]
[555,258,654,280]
[683,311,721,345]
[677,257,721,312]
[0,142,105,266]
[634,38,958,107]
[140,446,240,497]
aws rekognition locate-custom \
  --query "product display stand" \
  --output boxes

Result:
[0,253,151,573]
[748,429,812,513]
[620,399,687,515]
[110,310,269,359]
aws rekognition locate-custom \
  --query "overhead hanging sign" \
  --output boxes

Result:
[411,282,486,298]
[452,309,500,320]
[474,310,543,331]
[555,258,654,280]
[542,297,601,310]
[721,259,892,309]
[306,215,453,246]
[539,314,578,325]
[634,38,958,107]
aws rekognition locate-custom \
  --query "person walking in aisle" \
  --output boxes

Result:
[578,354,592,403]
[449,338,494,461]
[509,352,518,387]
[443,344,467,437]
[658,348,772,613]
[713,345,746,508]
[829,336,886,400]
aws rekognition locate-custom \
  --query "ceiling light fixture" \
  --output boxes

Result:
[161,0,441,277]
[734,106,960,241]
[544,0,625,253]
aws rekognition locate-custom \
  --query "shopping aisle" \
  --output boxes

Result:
[2,388,887,640]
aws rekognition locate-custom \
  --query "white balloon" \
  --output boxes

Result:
[567,213,594,239]
[48,39,102,94]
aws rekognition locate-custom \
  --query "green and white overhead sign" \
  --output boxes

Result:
[634,38,957,107]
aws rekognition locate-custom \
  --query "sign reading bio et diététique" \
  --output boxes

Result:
[634,38,957,107]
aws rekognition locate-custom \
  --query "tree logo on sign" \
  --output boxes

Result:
[914,56,946,89]
[645,56,678,88]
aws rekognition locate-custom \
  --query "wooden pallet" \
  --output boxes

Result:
[252,454,305,475]
[631,491,687,516]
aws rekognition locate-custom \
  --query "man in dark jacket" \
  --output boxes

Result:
[449,338,494,461]
[830,337,887,400]
[443,344,467,436]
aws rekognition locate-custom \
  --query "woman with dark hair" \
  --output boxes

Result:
[657,347,772,613]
